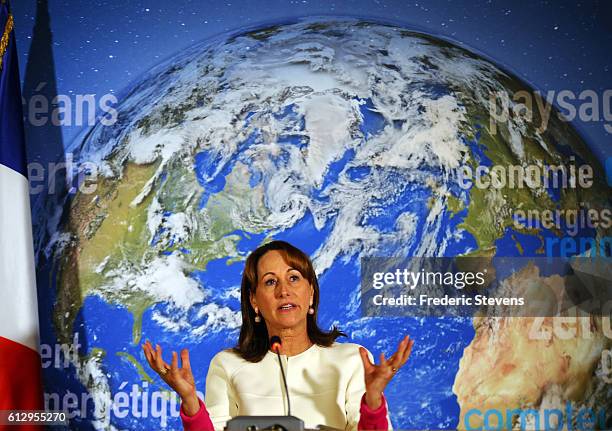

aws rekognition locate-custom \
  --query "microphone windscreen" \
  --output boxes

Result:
[270,335,282,353]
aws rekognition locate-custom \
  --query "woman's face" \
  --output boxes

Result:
[249,250,314,333]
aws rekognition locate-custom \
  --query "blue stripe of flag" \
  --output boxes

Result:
[0,1,28,178]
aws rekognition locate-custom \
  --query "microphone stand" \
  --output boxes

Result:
[274,345,291,416]
[225,337,305,431]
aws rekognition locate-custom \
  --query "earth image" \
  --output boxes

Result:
[39,17,611,430]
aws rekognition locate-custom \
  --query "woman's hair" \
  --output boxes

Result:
[232,240,346,362]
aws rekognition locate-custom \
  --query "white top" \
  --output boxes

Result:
[204,341,393,431]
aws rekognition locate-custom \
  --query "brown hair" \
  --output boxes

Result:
[232,240,346,362]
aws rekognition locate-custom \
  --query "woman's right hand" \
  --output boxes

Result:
[142,340,201,416]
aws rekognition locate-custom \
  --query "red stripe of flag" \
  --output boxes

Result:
[0,2,45,430]
[0,337,43,430]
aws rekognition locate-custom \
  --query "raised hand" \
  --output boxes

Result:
[142,340,200,415]
[359,335,414,409]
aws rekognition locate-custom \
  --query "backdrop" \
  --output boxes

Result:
[12,1,612,429]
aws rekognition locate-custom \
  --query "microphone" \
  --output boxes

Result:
[225,337,305,430]
[270,335,282,354]
[270,336,292,416]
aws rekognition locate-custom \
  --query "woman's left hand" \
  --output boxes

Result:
[359,335,414,409]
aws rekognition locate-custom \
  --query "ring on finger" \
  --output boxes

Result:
[159,365,170,375]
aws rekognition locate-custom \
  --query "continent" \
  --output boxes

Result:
[55,161,161,344]
[453,263,611,430]
[55,151,269,346]
[453,85,611,256]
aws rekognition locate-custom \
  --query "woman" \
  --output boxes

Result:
[142,240,414,430]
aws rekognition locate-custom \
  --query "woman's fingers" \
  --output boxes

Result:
[145,341,157,362]
[379,352,388,368]
[396,335,411,368]
[387,335,414,370]
[402,338,415,364]
[396,337,412,366]
[141,344,152,367]
[142,342,157,368]
[171,351,179,374]
[155,344,168,373]
[395,336,414,368]
[387,336,406,368]
[142,341,194,395]
[181,349,192,372]
[359,347,374,373]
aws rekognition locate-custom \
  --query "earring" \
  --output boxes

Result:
[254,308,261,323]
[308,304,315,315]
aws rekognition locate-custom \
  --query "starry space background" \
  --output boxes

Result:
[10,0,612,163]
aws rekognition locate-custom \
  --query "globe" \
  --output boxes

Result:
[41,18,610,430]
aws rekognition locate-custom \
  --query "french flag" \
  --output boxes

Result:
[0,0,44,424]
